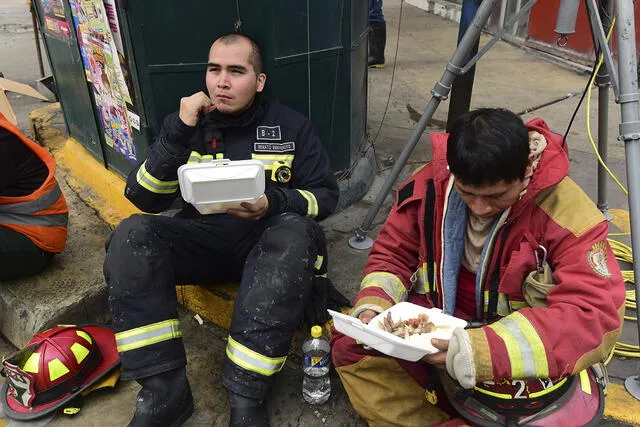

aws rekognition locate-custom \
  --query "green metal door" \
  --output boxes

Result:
[118,0,368,172]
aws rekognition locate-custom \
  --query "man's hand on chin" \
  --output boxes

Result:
[228,194,269,221]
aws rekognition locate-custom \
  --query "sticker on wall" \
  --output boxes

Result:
[40,0,71,39]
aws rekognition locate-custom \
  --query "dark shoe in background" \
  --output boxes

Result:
[368,21,387,68]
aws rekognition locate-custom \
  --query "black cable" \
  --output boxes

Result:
[337,0,405,180]
[561,56,600,149]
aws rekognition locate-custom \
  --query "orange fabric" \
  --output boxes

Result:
[0,112,68,252]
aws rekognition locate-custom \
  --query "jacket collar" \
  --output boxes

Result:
[430,118,570,220]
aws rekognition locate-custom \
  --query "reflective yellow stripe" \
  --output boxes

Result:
[473,386,513,399]
[488,312,549,378]
[216,153,225,159]
[360,272,407,304]
[226,335,286,376]
[488,321,525,378]
[509,300,529,311]
[23,352,40,374]
[529,377,567,398]
[314,255,324,271]
[136,162,179,194]
[76,330,92,344]
[70,343,90,364]
[580,370,592,394]
[115,319,182,352]
[296,190,318,218]
[187,151,214,164]
[48,359,70,381]
[510,312,549,378]
[483,291,512,315]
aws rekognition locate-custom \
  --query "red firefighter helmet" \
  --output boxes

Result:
[441,368,605,426]
[1,325,120,420]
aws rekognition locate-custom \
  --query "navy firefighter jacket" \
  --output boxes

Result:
[124,95,339,221]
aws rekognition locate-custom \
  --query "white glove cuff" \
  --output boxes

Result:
[446,327,476,389]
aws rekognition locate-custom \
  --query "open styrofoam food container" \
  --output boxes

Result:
[178,159,265,215]
[329,302,468,361]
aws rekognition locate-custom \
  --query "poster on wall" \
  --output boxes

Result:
[40,0,71,39]
[69,0,137,163]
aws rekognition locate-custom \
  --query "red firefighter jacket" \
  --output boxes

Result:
[352,118,625,383]
[0,113,68,253]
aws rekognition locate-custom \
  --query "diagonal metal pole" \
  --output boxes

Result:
[614,0,640,401]
[349,0,501,249]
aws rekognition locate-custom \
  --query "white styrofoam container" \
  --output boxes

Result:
[177,159,265,215]
[329,302,468,361]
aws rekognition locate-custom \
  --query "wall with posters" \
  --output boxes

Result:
[68,0,138,165]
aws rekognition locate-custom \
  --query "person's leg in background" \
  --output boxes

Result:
[368,0,387,68]
[0,226,54,281]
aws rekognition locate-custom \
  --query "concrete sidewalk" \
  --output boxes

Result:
[1,0,639,425]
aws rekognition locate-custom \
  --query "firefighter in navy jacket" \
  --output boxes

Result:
[104,34,339,427]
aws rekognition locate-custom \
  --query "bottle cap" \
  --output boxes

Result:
[311,325,323,338]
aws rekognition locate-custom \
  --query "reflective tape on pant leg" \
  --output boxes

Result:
[115,319,182,352]
[226,335,286,376]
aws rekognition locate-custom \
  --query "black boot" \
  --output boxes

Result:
[368,21,386,68]
[128,367,194,427]
[228,391,269,427]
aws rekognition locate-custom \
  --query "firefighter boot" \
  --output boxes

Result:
[368,21,386,68]
[228,391,269,427]
[128,367,194,427]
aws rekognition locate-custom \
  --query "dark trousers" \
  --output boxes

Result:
[369,0,384,22]
[0,226,54,281]
[104,212,323,399]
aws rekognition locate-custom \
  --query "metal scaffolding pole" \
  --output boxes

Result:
[349,0,500,249]
[595,0,613,218]
[614,0,640,400]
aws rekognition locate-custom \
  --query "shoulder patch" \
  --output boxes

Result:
[397,180,415,207]
[536,177,605,237]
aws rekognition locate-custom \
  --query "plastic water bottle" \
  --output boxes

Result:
[302,325,331,404]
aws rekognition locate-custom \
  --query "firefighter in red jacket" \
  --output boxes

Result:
[0,113,68,281]
[332,108,626,426]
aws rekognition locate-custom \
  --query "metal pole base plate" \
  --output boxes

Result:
[625,375,640,400]
[348,235,374,250]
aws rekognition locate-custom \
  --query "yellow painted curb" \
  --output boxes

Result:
[60,138,140,228]
[177,284,238,330]
[604,383,640,425]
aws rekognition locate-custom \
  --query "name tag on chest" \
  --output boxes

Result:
[254,142,295,152]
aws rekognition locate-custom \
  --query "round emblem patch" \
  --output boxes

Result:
[587,242,611,278]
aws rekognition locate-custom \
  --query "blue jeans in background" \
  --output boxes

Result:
[369,0,385,22]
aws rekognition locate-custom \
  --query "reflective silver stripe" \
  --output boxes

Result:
[498,316,537,377]
[115,319,182,352]
[0,184,62,215]
[136,162,179,194]
[360,272,408,304]
[226,335,286,376]
[0,212,68,227]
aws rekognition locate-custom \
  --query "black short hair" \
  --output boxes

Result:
[447,108,530,186]
[215,33,263,75]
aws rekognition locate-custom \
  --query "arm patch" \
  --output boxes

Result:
[397,180,415,207]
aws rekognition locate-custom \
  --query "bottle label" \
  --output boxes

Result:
[304,353,329,368]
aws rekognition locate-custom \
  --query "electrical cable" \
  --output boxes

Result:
[336,0,405,180]
[581,17,640,361]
